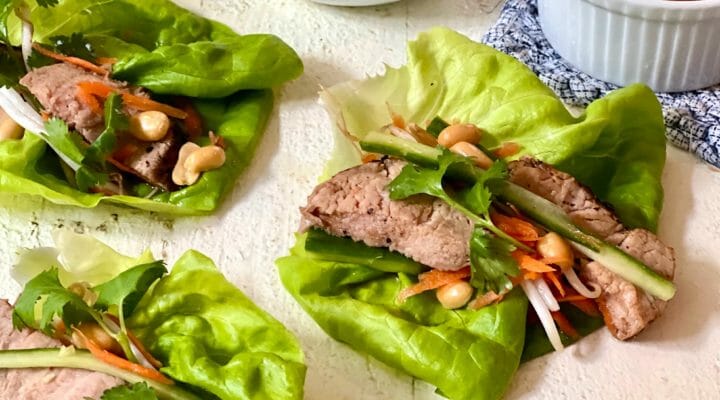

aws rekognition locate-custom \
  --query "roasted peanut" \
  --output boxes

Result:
[438,123,482,148]
[436,280,473,309]
[537,232,574,270]
[184,145,226,173]
[172,142,201,186]
[0,107,23,140]
[449,141,493,169]
[129,111,170,142]
[407,123,439,147]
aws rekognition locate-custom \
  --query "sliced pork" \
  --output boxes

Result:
[0,300,123,400]
[509,157,676,340]
[300,158,473,270]
[20,63,132,142]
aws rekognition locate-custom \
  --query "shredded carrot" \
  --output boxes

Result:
[569,299,601,317]
[544,271,566,297]
[104,314,163,369]
[76,86,104,114]
[551,311,580,340]
[40,111,51,121]
[95,57,118,66]
[127,330,163,369]
[362,153,380,163]
[175,98,203,137]
[469,290,504,309]
[397,267,471,303]
[557,294,589,303]
[391,112,406,129]
[511,250,556,273]
[74,328,173,385]
[73,328,166,381]
[491,212,540,242]
[111,143,138,163]
[32,43,108,75]
[494,142,521,158]
[121,94,187,119]
[75,81,188,119]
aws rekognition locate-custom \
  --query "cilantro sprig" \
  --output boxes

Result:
[387,150,524,294]
[12,261,166,362]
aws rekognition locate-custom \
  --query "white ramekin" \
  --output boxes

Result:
[538,0,720,92]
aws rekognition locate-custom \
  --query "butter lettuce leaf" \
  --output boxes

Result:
[0,0,302,214]
[320,27,666,231]
[129,251,306,400]
[277,235,527,400]
[282,28,667,400]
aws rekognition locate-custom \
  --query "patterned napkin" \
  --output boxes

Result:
[481,0,720,167]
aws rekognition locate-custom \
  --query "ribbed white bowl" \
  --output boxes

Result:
[538,0,720,92]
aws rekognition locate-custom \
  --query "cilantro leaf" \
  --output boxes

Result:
[94,261,166,318]
[50,33,95,60]
[84,93,127,168]
[469,227,519,294]
[458,158,508,216]
[387,150,473,201]
[43,118,86,166]
[100,383,159,400]
[12,267,102,335]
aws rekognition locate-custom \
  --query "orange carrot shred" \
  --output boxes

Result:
[127,330,163,369]
[362,153,380,163]
[391,112,406,129]
[494,142,521,158]
[551,311,580,340]
[95,57,118,66]
[32,43,108,75]
[569,299,601,317]
[122,94,187,119]
[545,271,566,297]
[469,290,502,309]
[491,212,540,242]
[557,294,589,303]
[511,250,556,273]
[397,267,471,303]
[74,328,174,385]
[75,81,188,119]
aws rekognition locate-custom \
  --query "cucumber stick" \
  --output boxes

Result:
[0,348,200,400]
[305,229,425,274]
[358,134,677,301]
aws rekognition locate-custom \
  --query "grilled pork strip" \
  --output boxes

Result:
[0,299,123,400]
[300,158,473,271]
[508,157,675,339]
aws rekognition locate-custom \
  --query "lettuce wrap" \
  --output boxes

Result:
[7,232,306,400]
[0,0,302,214]
[277,28,667,399]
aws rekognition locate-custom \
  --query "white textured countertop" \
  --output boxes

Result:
[1,1,719,399]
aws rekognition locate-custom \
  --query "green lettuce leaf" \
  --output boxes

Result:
[128,251,306,400]
[281,28,667,399]
[0,0,302,214]
[12,230,154,287]
[277,235,527,400]
[320,27,666,231]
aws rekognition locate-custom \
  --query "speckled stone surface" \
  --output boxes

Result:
[0,1,718,399]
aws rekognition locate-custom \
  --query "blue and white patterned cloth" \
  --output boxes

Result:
[481,0,720,167]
